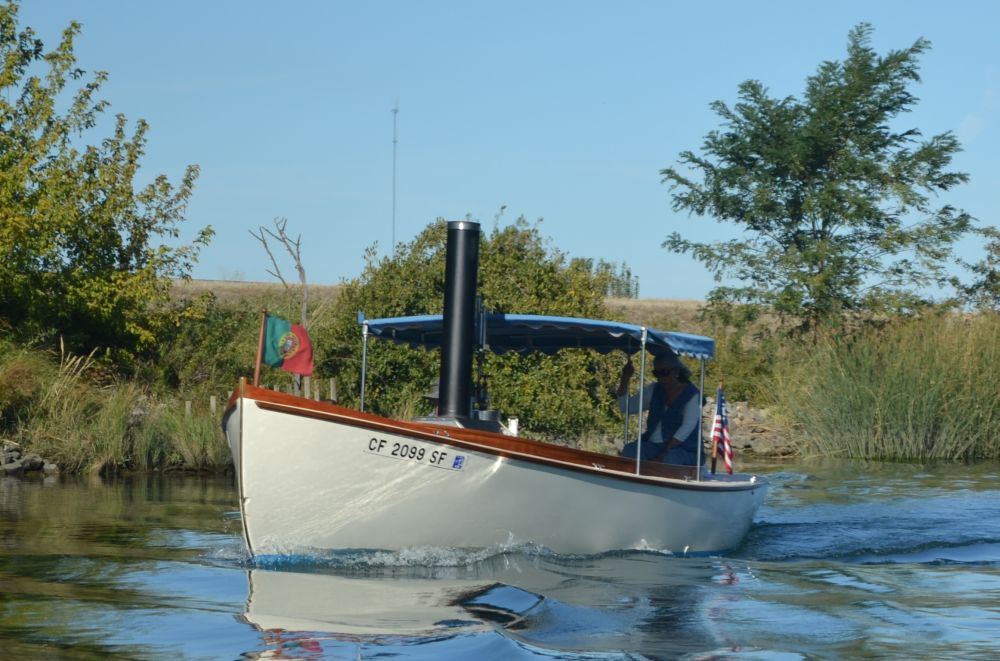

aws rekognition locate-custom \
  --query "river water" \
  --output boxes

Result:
[2,459,999,659]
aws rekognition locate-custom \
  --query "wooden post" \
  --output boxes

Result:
[185,401,192,417]
[330,378,337,403]
[210,396,217,414]
[304,376,311,400]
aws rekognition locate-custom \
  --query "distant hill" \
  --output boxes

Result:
[171,280,706,330]
[171,279,344,305]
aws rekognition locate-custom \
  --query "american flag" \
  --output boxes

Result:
[712,385,733,474]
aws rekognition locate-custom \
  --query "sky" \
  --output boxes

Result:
[19,0,1000,300]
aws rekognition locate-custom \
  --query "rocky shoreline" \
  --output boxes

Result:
[713,399,797,459]
[1,440,59,478]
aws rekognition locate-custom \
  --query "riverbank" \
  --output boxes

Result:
[1,440,59,477]
[718,399,796,458]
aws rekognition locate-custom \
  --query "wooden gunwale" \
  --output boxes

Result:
[228,383,760,493]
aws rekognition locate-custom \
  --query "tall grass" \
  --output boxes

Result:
[134,403,229,470]
[19,345,108,472]
[774,313,1000,461]
[1,339,230,473]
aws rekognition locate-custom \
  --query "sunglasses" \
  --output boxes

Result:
[653,367,674,377]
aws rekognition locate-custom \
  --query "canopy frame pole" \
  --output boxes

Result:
[622,338,633,445]
[696,358,706,481]
[622,354,630,445]
[360,320,369,412]
[635,327,648,476]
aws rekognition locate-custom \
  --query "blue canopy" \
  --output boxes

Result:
[359,313,714,360]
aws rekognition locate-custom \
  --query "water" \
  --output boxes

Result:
[2,460,999,659]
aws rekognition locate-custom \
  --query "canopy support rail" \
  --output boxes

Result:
[696,359,705,481]
[635,327,648,476]
[360,319,369,412]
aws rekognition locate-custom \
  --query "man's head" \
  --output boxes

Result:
[652,352,691,382]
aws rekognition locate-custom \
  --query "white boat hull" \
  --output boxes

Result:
[225,384,767,557]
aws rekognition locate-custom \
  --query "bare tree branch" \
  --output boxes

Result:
[250,217,309,327]
[249,221,289,288]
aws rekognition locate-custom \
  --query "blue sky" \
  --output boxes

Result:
[19,1,1000,300]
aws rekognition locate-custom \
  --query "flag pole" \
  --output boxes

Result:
[710,379,722,475]
[253,309,267,387]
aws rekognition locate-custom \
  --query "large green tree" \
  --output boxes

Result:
[661,24,972,332]
[0,1,212,361]
[318,217,627,440]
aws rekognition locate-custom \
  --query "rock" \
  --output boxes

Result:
[2,460,23,476]
[0,443,60,478]
[700,399,799,458]
[21,453,44,471]
[741,433,797,457]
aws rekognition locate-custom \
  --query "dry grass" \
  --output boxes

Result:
[173,280,706,328]
[605,297,706,331]
[171,279,345,306]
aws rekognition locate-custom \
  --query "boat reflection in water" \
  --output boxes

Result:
[241,568,505,636]
[237,552,746,657]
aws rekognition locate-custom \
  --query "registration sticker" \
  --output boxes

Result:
[365,437,466,471]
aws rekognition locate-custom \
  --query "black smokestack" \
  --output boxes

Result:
[438,220,480,419]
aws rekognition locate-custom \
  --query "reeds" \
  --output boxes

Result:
[134,403,229,470]
[1,339,230,473]
[774,313,1000,461]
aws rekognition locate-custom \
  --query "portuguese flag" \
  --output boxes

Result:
[262,314,314,376]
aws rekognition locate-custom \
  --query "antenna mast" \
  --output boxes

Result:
[391,100,398,252]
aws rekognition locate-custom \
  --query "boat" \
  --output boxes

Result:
[223,221,767,558]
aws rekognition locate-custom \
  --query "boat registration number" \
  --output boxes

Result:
[365,437,467,471]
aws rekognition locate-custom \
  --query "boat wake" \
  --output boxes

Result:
[242,542,545,569]
[849,540,1000,566]
[239,539,704,569]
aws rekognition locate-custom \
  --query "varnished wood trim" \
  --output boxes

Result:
[234,384,762,492]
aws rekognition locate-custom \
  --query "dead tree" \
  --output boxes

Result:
[249,217,308,327]
[250,217,311,394]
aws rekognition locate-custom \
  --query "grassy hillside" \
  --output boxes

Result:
[172,280,707,331]
[171,279,344,307]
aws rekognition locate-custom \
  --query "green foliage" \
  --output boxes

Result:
[0,338,54,428]
[773,312,1000,461]
[133,402,229,470]
[151,295,260,397]
[0,335,229,472]
[0,1,212,363]
[573,258,639,299]
[701,323,780,404]
[662,24,973,334]
[319,217,627,440]
[955,226,1000,310]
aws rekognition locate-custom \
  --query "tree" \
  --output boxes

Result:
[955,226,1000,311]
[318,218,626,439]
[661,24,972,333]
[0,1,212,362]
[250,217,309,326]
